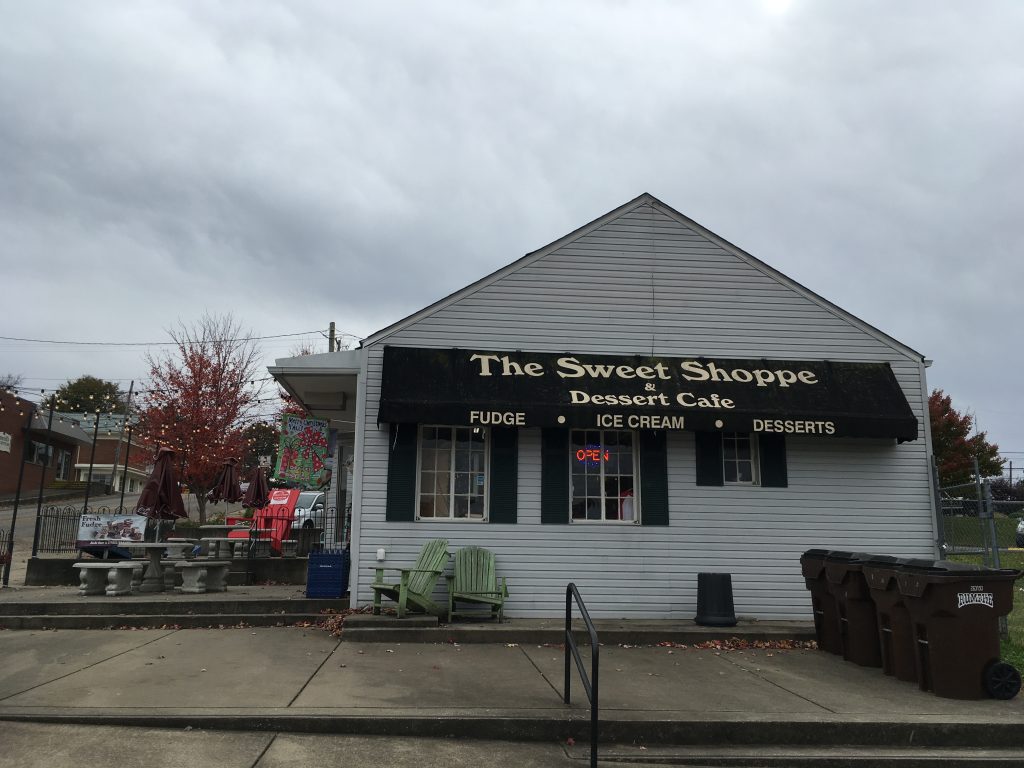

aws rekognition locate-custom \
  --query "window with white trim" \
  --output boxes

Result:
[417,425,488,520]
[570,429,637,522]
[723,432,759,484]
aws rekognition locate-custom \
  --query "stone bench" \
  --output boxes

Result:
[73,562,144,597]
[175,560,231,594]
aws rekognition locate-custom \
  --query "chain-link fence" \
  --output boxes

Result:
[936,468,1023,648]
[937,480,1021,567]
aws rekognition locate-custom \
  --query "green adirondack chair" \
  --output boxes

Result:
[371,539,450,618]
[446,546,509,623]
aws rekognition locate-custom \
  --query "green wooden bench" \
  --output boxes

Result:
[371,538,449,618]
[446,546,509,623]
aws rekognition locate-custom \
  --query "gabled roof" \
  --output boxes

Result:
[363,193,924,362]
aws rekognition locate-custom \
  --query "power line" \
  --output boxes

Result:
[0,329,334,347]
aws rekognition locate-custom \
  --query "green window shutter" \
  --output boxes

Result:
[488,427,518,524]
[639,430,669,526]
[541,428,569,524]
[695,431,724,487]
[759,434,788,488]
[385,423,417,522]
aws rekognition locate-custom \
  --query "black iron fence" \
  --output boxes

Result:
[34,506,83,555]
[0,528,9,565]
[33,505,136,555]
[193,504,348,548]
[32,501,352,557]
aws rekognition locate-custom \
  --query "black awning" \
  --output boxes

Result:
[378,347,918,441]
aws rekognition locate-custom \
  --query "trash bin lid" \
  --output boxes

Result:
[898,559,1022,594]
[825,550,873,564]
[928,560,1023,579]
[860,554,907,567]
[900,558,940,571]
[801,548,832,560]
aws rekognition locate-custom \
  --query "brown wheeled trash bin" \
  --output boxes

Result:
[825,551,882,667]
[800,549,842,654]
[898,560,1022,699]
[863,556,916,682]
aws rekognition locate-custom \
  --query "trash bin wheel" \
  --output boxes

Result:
[983,661,1021,700]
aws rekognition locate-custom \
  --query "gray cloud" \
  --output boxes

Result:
[2,0,1021,456]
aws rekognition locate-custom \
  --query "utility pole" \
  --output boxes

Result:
[109,380,134,500]
[118,423,134,511]
[3,407,35,586]
[80,410,103,515]
[328,322,336,353]
[30,396,57,558]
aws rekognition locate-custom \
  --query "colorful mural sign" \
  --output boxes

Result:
[274,416,329,487]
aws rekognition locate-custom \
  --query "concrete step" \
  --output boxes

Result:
[573,744,1024,767]
[341,616,816,645]
[0,713,1020,752]
[0,597,348,616]
[0,613,331,629]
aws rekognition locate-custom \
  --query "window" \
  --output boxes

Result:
[25,440,51,466]
[695,430,787,488]
[570,430,637,522]
[55,449,71,480]
[723,432,759,484]
[417,426,488,521]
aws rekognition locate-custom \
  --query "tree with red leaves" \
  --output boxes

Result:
[929,389,1003,485]
[136,313,261,522]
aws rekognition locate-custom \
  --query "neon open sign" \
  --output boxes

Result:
[576,446,610,464]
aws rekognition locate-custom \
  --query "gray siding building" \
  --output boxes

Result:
[273,193,937,620]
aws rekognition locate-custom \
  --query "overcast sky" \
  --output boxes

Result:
[2,1,1021,467]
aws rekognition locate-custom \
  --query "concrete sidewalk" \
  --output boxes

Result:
[0,626,1021,751]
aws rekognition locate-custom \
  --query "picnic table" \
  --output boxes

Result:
[131,542,196,593]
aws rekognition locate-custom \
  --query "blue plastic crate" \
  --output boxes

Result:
[306,548,349,598]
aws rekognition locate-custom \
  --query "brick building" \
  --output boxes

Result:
[64,414,153,494]
[0,391,91,498]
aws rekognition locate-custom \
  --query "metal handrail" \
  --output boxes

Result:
[565,582,599,768]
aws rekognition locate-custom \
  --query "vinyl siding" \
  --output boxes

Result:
[354,202,934,619]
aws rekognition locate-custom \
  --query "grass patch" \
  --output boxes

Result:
[942,515,1019,549]
[946,551,1024,668]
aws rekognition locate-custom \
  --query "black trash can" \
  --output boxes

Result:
[825,551,882,668]
[863,555,916,683]
[695,572,737,627]
[897,560,1022,699]
[800,549,842,654]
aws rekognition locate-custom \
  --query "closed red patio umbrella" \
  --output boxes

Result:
[241,465,270,510]
[207,457,244,505]
[134,447,187,521]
